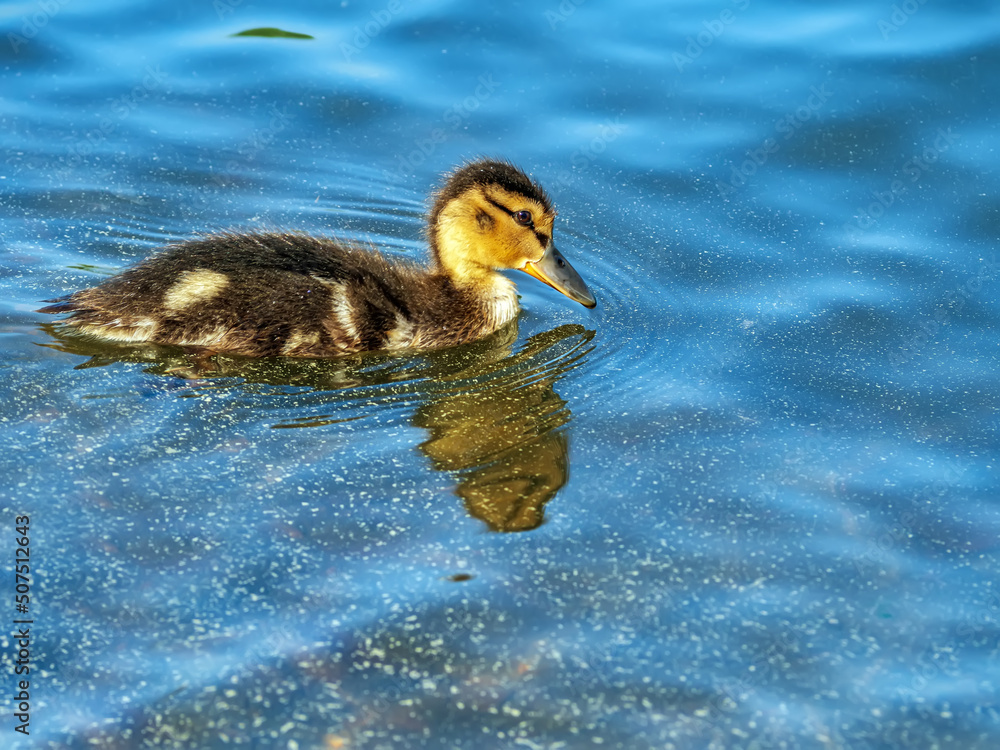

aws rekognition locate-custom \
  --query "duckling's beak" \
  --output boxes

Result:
[521,246,597,309]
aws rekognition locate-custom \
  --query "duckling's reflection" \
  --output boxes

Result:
[413,325,593,532]
[39,321,594,532]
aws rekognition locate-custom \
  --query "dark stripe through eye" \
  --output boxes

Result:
[486,198,534,227]
[485,197,546,246]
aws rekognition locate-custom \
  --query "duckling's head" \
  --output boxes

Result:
[428,159,596,308]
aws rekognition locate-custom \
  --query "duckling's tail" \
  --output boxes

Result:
[38,296,86,315]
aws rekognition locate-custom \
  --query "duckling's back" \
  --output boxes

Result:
[41,232,498,357]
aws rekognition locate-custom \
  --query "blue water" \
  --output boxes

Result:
[2,0,999,747]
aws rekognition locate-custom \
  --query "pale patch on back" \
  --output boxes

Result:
[175,327,232,348]
[329,283,359,344]
[73,316,158,344]
[385,313,420,350]
[163,269,229,311]
[282,329,321,356]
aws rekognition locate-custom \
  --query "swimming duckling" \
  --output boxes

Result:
[40,159,595,358]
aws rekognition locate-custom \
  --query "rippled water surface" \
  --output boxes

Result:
[2,1,999,748]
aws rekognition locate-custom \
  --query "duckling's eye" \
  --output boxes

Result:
[513,210,533,226]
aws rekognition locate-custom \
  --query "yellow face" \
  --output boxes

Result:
[432,172,596,308]
[434,184,554,276]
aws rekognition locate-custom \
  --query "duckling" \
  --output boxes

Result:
[39,159,596,358]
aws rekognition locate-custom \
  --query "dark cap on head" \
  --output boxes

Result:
[429,159,552,228]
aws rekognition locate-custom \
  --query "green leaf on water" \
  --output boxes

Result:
[231,27,314,40]
[67,263,118,274]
